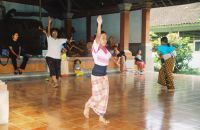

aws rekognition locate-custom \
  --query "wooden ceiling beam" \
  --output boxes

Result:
[15,11,48,17]
[58,0,67,11]
[71,0,84,10]
[85,0,98,9]
[111,0,116,4]
[3,0,38,5]
[167,0,174,5]
[161,0,167,6]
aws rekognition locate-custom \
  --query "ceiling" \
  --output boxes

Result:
[2,0,200,19]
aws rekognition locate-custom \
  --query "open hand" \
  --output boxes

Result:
[97,15,102,24]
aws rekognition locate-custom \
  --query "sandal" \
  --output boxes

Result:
[14,70,18,75]
[53,82,59,88]
[18,69,22,75]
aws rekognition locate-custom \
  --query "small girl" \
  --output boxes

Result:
[135,50,145,75]
[74,59,84,76]
[117,51,127,73]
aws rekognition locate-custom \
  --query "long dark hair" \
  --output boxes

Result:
[117,50,126,60]
[136,49,142,55]
[161,37,170,47]
[74,59,81,65]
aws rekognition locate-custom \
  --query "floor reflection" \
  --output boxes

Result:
[0,72,200,130]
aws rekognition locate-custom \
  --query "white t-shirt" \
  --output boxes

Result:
[92,40,111,66]
[46,36,67,59]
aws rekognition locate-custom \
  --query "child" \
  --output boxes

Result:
[135,50,145,75]
[74,59,84,76]
[61,49,68,77]
[117,51,127,73]
[112,45,120,57]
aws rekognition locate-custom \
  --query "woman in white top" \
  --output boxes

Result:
[44,17,68,87]
[83,15,111,124]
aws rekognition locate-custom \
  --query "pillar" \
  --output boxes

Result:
[141,2,154,71]
[86,16,91,42]
[64,12,73,38]
[118,3,133,58]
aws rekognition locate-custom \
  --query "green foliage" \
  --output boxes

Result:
[176,68,200,75]
[151,32,193,73]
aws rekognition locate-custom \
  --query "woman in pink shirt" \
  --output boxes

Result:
[83,15,111,124]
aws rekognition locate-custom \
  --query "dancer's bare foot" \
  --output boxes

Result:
[52,82,59,88]
[99,116,110,124]
[83,104,89,119]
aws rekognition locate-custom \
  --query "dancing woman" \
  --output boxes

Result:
[157,37,176,91]
[83,15,111,124]
[43,17,68,87]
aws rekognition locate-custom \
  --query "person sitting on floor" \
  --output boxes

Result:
[74,59,84,76]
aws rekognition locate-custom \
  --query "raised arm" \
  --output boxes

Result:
[72,45,84,52]
[38,26,47,35]
[47,16,52,37]
[95,15,102,44]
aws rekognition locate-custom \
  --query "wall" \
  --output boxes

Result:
[72,10,142,44]
[72,17,86,42]
[129,10,142,43]
[91,13,120,43]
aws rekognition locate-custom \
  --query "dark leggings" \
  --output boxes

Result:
[46,57,61,79]
[10,55,29,70]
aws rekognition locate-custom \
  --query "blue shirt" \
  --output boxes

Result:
[75,64,81,70]
[157,45,175,55]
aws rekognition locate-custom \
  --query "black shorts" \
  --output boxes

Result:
[46,56,61,78]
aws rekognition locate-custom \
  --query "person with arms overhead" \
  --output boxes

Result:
[83,15,111,124]
[42,17,68,88]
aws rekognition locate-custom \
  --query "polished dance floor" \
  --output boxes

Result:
[0,72,200,130]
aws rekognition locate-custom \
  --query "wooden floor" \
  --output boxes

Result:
[0,72,200,130]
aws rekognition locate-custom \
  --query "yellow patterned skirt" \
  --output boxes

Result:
[158,58,175,89]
